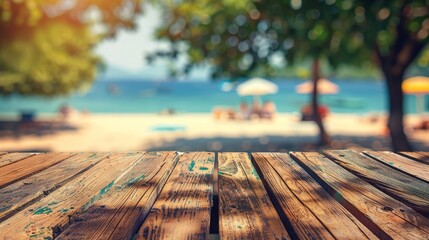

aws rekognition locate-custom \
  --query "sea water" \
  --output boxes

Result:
[0,79,426,115]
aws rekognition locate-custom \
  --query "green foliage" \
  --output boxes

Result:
[153,0,428,80]
[0,21,100,96]
[0,0,142,96]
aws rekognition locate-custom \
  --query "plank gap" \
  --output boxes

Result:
[0,153,109,222]
[209,152,219,235]
[363,151,429,183]
[249,153,298,240]
[323,150,429,217]
[289,152,394,240]
[0,153,75,188]
[397,152,429,165]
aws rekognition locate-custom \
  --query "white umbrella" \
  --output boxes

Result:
[237,77,278,96]
[296,78,339,94]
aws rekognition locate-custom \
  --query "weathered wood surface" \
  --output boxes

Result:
[0,153,74,188]
[291,152,429,239]
[400,152,429,164]
[252,153,376,239]
[0,153,109,222]
[58,152,179,240]
[0,152,145,240]
[0,151,428,239]
[218,153,289,240]
[364,151,429,182]
[137,152,215,240]
[0,152,36,168]
[324,150,429,215]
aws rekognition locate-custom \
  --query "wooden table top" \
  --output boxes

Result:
[0,151,428,239]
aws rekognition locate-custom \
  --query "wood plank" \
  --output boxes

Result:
[57,152,179,240]
[0,152,37,168]
[399,152,429,164]
[323,150,429,216]
[291,152,429,239]
[0,152,145,239]
[137,152,215,240]
[218,153,289,240]
[364,151,429,182]
[252,153,376,239]
[0,153,109,222]
[0,153,74,188]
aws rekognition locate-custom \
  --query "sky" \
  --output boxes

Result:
[95,4,210,81]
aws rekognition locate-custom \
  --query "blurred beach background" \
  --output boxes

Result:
[1,1,428,152]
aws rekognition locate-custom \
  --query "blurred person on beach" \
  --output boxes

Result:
[300,104,329,121]
[261,100,277,120]
[239,101,251,120]
[58,104,75,121]
[251,99,261,119]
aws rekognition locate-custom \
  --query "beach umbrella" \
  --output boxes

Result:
[296,78,339,94]
[237,77,278,105]
[402,76,429,113]
[237,77,278,97]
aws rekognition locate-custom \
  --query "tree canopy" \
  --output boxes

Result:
[0,0,142,96]
[153,0,428,78]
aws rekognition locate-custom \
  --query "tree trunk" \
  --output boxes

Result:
[373,3,426,152]
[383,70,413,151]
[311,58,330,146]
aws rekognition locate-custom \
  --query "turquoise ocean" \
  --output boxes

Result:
[0,79,427,115]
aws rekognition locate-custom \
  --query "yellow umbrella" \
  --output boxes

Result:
[296,78,339,94]
[402,76,429,113]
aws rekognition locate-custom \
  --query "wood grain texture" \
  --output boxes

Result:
[252,153,376,240]
[399,152,429,164]
[291,151,429,239]
[364,151,429,182]
[0,153,108,222]
[0,152,36,168]
[324,150,429,215]
[58,152,179,240]
[137,152,215,240]
[218,153,289,240]
[0,152,145,240]
[0,153,74,188]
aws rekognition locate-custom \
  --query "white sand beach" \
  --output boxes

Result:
[0,113,428,152]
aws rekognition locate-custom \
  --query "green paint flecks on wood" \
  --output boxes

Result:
[82,181,115,211]
[33,207,53,215]
[199,167,209,171]
[188,160,195,172]
[219,171,224,175]
[47,202,58,206]
[29,233,43,238]
[58,209,69,213]
[24,222,33,230]
[100,181,114,195]
[125,174,146,187]
[251,167,260,180]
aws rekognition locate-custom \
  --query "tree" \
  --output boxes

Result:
[0,0,142,96]
[153,0,429,151]
[152,0,370,146]
[348,0,428,151]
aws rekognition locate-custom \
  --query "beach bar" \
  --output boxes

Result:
[0,151,428,239]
